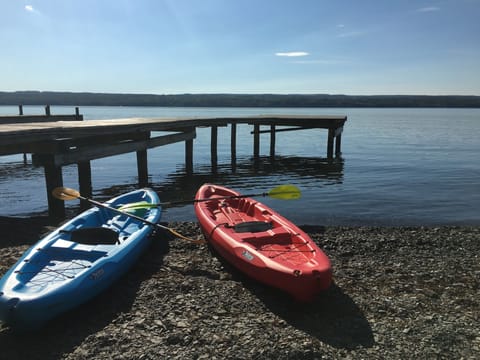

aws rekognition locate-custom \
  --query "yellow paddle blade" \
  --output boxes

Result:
[118,201,157,211]
[267,184,301,200]
[52,187,81,201]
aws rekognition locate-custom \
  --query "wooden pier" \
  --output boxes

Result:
[0,105,83,124]
[0,113,346,219]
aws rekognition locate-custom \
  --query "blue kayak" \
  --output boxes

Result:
[0,188,161,331]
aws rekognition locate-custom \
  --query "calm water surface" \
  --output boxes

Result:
[1,106,479,226]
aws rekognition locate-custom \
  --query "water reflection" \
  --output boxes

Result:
[0,162,44,183]
[87,155,345,221]
[151,155,344,208]
[0,154,344,220]
[250,155,344,181]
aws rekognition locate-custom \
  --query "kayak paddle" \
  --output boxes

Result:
[117,184,302,211]
[52,187,204,244]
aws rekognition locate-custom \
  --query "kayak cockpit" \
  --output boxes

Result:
[230,221,273,233]
[60,227,119,245]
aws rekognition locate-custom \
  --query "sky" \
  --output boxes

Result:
[1,0,479,95]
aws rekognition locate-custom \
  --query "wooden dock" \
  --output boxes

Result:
[0,114,346,219]
[0,105,83,124]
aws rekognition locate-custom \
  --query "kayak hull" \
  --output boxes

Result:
[194,184,332,302]
[0,189,161,331]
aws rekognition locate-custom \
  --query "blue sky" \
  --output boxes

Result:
[1,0,479,95]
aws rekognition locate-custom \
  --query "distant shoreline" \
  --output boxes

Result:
[1,91,480,108]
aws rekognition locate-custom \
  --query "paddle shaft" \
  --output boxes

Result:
[122,192,288,210]
[162,192,267,206]
[52,186,204,243]
[77,194,170,232]
[119,185,300,210]
[118,185,300,211]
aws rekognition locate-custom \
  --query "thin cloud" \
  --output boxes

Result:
[25,5,34,12]
[416,6,440,12]
[337,31,365,38]
[275,52,309,57]
[293,59,348,65]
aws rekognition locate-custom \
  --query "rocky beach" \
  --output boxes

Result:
[0,217,479,359]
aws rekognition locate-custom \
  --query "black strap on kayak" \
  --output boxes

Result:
[61,227,120,245]
[228,221,273,233]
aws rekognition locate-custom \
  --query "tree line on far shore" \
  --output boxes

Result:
[1,91,480,108]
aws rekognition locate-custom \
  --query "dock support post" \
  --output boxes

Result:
[185,138,193,174]
[270,125,276,159]
[327,128,335,158]
[21,103,27,163]
[75,107,81,120]
[137,149,148,187]
[44,156,65,219]
[136,132,150,186]
[78,161,92,209]
[335,134,342,155]
[231,123,237,171]
[45,105,51,117]
[211,126,218,173]
[253,124,260,158]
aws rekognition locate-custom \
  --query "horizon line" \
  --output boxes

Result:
[2,90,480,97]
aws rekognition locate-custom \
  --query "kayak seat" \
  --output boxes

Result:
[231,221,273,233]
[241,226,292,245]
[61,227,120,245]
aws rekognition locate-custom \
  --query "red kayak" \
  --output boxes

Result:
[194,184,332,302]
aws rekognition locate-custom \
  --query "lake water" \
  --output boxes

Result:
[1,106,479,226]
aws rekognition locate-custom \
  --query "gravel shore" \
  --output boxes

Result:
[0,217,479,359]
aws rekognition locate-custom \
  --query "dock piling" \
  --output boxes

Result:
[78,161,92,210]
[327,128,335,158]
[136,132,150,186]
[230,123,237,171]
[44,156,65,219]
[137,150,148,187]
[253,124,260,158]
[211,126,218,173]
[185,138,194,174]
[270,125,276,159]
